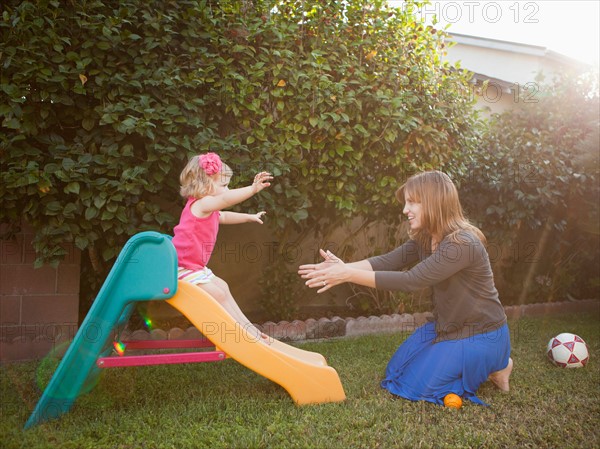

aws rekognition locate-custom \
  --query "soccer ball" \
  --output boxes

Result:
[547,333,589,368]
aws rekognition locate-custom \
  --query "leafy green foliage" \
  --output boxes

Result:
[1,0,481,316]
[0,0,219,271]
[461,73,600,303]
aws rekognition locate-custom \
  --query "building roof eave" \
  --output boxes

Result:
[447,32,591,70]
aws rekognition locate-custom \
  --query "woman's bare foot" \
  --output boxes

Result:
[489,357,513,392]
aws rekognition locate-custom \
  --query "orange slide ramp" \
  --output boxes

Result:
[166,281,346,405]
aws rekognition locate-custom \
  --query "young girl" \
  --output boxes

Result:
[172,152,272,339]
[299,170,513,405]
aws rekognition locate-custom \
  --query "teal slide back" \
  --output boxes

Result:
[25,232,178,429]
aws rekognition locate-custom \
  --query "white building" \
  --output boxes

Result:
[444,32,590,114]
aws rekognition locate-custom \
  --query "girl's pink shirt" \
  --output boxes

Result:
[172,198,220,270]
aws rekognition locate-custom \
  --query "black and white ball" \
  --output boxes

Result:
[547,333,589,368]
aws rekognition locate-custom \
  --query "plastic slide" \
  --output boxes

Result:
[25,232,345,429]
[167,281,346,405]
[25,232,179,429]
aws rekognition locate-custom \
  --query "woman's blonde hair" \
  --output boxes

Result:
[179,155,232,199]
[396,170,485,248]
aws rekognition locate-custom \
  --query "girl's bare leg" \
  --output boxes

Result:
[196,277,326,363]
[207,280,327,363]
[198,278,266,342]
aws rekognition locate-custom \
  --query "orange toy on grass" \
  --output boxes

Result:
[443,393,463,409]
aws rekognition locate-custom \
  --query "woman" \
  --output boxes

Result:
[298,171,512,406]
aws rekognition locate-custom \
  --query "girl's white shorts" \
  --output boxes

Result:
[177,266,215,285]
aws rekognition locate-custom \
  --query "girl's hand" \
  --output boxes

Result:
[298,249,347,293]
[248,211,267,224]
[252,172,273,193]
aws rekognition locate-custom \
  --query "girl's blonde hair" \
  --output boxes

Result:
[179,155,232,199]
[396,170,485,249]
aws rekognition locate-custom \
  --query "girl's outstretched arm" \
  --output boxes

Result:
[220,211,266,225]
[196,172,272,215]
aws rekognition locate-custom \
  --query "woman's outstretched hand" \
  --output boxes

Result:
[298,249,347,293]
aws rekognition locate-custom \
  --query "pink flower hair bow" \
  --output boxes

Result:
[199,152,222,176]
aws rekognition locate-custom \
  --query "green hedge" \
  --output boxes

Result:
[461,73,600,303]
[1,0,481,315]
[2,1,597,318]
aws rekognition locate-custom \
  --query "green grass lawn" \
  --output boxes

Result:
[1,313,598,449]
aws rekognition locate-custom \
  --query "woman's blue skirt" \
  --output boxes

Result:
[381,322,511,406]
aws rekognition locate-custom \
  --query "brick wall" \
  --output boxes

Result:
[0,223,81,362]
